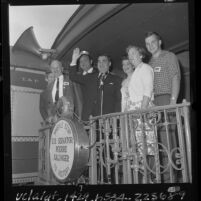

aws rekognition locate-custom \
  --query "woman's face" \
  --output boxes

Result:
[128,48,142,67]
[122,59,133,75]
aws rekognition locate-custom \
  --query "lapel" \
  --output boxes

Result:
[47,81,55,103]
[63,75,71,93]
[103,73,112,85]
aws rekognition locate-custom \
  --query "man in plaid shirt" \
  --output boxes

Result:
[145,31,181,105]
[145,31,181,183]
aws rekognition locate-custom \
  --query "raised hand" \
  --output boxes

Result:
[71,47,80,65]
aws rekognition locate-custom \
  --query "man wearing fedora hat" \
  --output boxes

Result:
[69,48,99,122]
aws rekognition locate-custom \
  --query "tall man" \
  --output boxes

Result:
[145,32,181,183]
[69,48,99,122]
[94,54,122,184]
[145,31,181,105]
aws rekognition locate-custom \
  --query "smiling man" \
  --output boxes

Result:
[40,60,82,124]
[145,31,181,183]
[145,31,181,106]
[95,54,122,116]
[69,48,99,121]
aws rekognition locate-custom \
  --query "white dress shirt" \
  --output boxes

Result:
[82,67,93,75]
[52,75,64,103]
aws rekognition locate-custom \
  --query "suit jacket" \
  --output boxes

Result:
[94,73,122,116]
[39,74,83,121]
[69,65,99,121]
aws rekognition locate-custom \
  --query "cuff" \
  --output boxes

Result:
[70,62,77,66]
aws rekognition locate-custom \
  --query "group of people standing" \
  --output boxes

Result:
[69,48,122,122]
[68,31,180,122]
[39,31,181,183]
[40,31,181,125]
[122,31,180,113]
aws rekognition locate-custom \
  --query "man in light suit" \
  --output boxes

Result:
[39,60,82,124]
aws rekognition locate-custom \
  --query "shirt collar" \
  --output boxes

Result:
[83,67,93,75]
[56,74,63,81]
[135,62,143,70]
[98,71,109,78]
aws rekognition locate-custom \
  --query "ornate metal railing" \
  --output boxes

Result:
[88,100,191,184]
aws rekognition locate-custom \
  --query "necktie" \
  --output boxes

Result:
[55,78,59,102]
[99,74,105,89]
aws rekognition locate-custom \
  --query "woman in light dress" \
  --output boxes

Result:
[121,55,134,112]
[121,46,156,182]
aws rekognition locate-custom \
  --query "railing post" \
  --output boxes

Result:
[153,119,161,183]
[124,114,132,184]
[112,116,120,184]
[182,99,192,182]
[176,106,188,182]
[89,117,97,184]
[98,119,104,184]
[105,118,112,183]
[120,115,128,184]
[128,114,139,184]
[163,109,174,183]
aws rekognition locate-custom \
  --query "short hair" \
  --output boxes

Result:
[98,54,111,63]
[121,55,129,62]
[145,31,162,41]
[50,60,62,69]
[97,54,113,71]
[145,31,164,49]
[77,53,93,67]
[126,45,147,59]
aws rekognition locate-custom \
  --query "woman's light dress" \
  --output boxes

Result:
[121,63,156,158]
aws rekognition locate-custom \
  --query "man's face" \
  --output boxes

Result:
[97,56,110,74]
[145,34,161,56]
[79,55,91,72]
[50,61,62,78]
[122,59,133,75]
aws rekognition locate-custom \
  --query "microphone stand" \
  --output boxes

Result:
[99,76,111,183]
[101,90,103,116]
[99,78,104,116]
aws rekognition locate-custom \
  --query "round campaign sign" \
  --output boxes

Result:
[50,119,75,181]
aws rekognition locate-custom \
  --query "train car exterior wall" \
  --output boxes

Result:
[11,66,46,185]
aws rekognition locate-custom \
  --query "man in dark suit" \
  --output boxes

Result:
[39,59,82,124]
[69,48,99,122]
[95,54,122,116]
